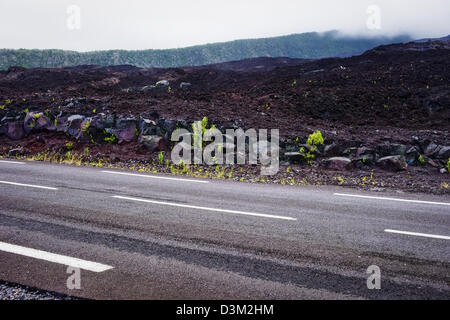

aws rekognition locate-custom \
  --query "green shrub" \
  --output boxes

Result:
[104,132,117,144]
[65,142,73,150]
[192,116,216,149]
[418,155,425,164]
[298,130,325,165]
[307,130,324,151]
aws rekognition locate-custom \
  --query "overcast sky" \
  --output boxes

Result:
[0,0,449,51]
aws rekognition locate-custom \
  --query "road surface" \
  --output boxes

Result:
[0,159,449,299]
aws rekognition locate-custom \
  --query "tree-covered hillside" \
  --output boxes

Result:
[0,31,411,70]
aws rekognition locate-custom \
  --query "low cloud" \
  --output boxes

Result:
[0,0,448,51]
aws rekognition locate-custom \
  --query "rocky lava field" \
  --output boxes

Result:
[0,40,449,194]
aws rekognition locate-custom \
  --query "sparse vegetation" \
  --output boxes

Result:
[418,155,426,164]
[65,142,73,150]
[299,130,324,164]
[158,151,164,164]
[104,132,117,144]
[307,130,324,151]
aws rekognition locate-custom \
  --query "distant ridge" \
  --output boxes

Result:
[414,34,450,42]
[0,30,412,70]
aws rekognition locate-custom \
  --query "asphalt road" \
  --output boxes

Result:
[0,159,449,300]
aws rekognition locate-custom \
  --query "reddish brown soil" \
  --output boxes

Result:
[1,42,449,144]
[0,40,449,194]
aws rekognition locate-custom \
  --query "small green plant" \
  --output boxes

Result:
[447,158,450,172]
[299,130,325,165]
[34,113,40,119]
[92,108,97,114]
[158,151,164,164]
[299,146,315,164]
[135,128,139,136]
[0,105,5,110]
[306,130,324,152]
[227,168,234,179]
[291,79,297,87]
[23,108,29,114]
[104,132,117,144]
[181,161,188,174]
[5,99,12,104]
[65,142,73,150]
[418,155,425,164]
[84,147,90,156]
[192,116,216,149]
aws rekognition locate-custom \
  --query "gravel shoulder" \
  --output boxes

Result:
[0,280,80,300]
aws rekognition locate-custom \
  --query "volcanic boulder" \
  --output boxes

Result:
[376,155,408,171]
[138,118,161,136]
[7,121,25,140]
[110,117,137,143]
[324,157,352,170]
[24,112,55,134]
[139,135,167,152]
[437,146,450,159]
[64,115,85,139]
[405,147,421,165]
[424,142,441,157]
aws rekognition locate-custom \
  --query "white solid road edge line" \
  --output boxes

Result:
[0,241,114,272]
[0,160,25,165]
[112,195,297,221]
[102,170,210,184]
[385,229,450,240]
[0,180,58,190]
[334,193,450,206]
